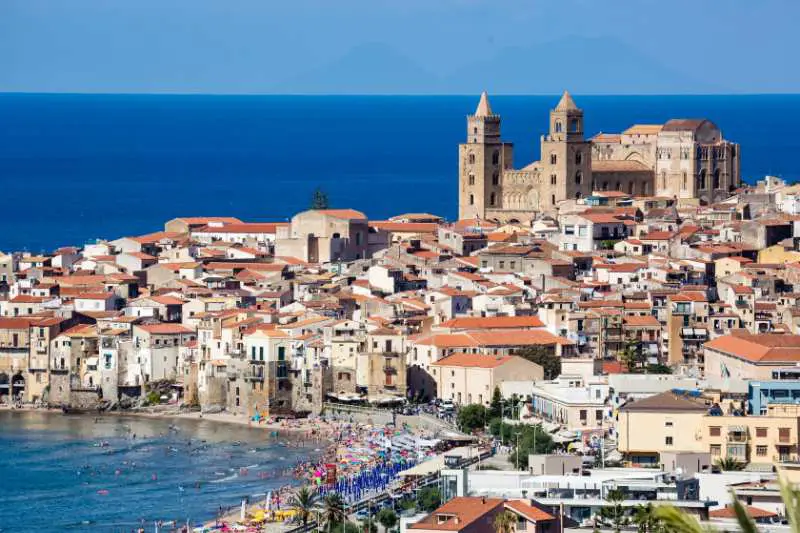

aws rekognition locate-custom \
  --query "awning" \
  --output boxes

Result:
[728,425,747,433]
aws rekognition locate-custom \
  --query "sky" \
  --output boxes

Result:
[1,0,799,95]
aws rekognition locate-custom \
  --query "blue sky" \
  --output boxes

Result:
[1,0,798,94]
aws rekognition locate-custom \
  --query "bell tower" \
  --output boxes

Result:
[459,92,504,220]
[540,91,592,209]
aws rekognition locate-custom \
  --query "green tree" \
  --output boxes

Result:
[489,387,503,419]
[289,486,319,527]
[715,457,745,471]
[457,404,487,433]
[377,508,398,533]
[417,487,441,512]
[621,339,643,372]
[633,503,662,533]
[599,489,628,533]
[322,493,346,527]
[507,423,555,469]
[516,346,561,380]
[331,522,362,533]
[311,188,330,209]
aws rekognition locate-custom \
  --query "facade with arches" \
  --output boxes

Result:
[458,92,741,224]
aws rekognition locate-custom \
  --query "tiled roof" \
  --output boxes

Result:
[504,500,555,522]
[409,497,505,531]
[439,316,545,330]
[316,209,367,220]
[432,353,514,369]
[709,505,776,519]
[620,391,708,412]
[135,323,193,335]
[704,334,800,363]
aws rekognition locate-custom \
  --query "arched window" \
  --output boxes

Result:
[473,127,478,135]
[570,119,579,132]
[468,153,475,164]
[554,121,562,133]
[468,173,475,186]
[615,182,621,191]
[492,150,500,165]
[469,194,474,205]
[575,151,582,165]
[550,174,557,185]
[492,172,499,186]
[332,232,341,239]
[602,181,609,191]
[698,169,707,190]
[575,170,583,185]
[628,182,634,194]
[550,153,557,165]
[713,169,721,189]
[490,193,496,206]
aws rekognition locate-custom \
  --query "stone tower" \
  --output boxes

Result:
[539,91,592,209]
[458,92,504,221]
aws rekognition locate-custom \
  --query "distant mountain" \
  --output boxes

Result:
[272,42,440,94]
[442,37,724,95]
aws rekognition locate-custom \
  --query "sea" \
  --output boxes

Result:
[1,93,800,252]
[0,411,316,533]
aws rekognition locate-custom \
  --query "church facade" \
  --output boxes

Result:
[458,91,741,223]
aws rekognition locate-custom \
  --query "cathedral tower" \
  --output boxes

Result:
[458,92,508,221]
[539,91,592,209]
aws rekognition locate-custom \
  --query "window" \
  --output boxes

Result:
[259,347,264,361]
[570,119,579,132]
[492,151,500,165]
[682,172,687,189]
[578,225,587,237]
[554,121,562,133]
[550,174,557,185]
[499,261,505,269]
[665,421,673,427]
[709,426,721,437]
[469,153,475,164]
[575,171,582,185]
[550,154,557,165]
[551,194,556,205]
[595,409,603,422]
[509,261,516,270]
[575,151,583,165]
[564,225,575,236]
[780,427,791,441]
[579,409,587,420]
[756,445,768,457]
[713,169,721,189]
[468,174,475,186]
[665,436,673,446]
[492,172,499,186]
[251,346,256,359]
[756,427,767,438]
[490,193,496,206]
[469,194,474,205]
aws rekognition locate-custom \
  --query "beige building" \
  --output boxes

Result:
[459,92,741,223]
[431,353,543,406]
[704,334,800,382]
[617,391,708,465]
[275,209,373,263]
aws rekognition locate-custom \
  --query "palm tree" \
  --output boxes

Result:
[715,456,744,472]
[322,492,347,527]
[493,510,517,533]
[633,503,662,533]
[289,486,320,527]
[655,481,800,533]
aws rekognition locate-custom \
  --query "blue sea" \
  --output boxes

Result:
[0,411,315,533]
[1,93,800,252]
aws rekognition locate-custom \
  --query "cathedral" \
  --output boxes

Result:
[458,91,741,223]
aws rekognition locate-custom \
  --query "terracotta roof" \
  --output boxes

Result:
[623,315,660,327]
[414,329,571,348]
[620,391,707,412]
[10,295,47,303]
[704,334,800,363]
[709,505,776,519]
[504,500,555,522]
[432,353,515,369]
[172,217,242,225]
[131,231,184,244]
[438,316,545,330]
[592,133,622,143]
[194,222,287,234]
[409,497,505,531]
[135,323,193,335]
[622,124,663,135]
[204,262,285,272]
[662,118,714,132]
[316,209,367,220]
[369,222,438,233]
